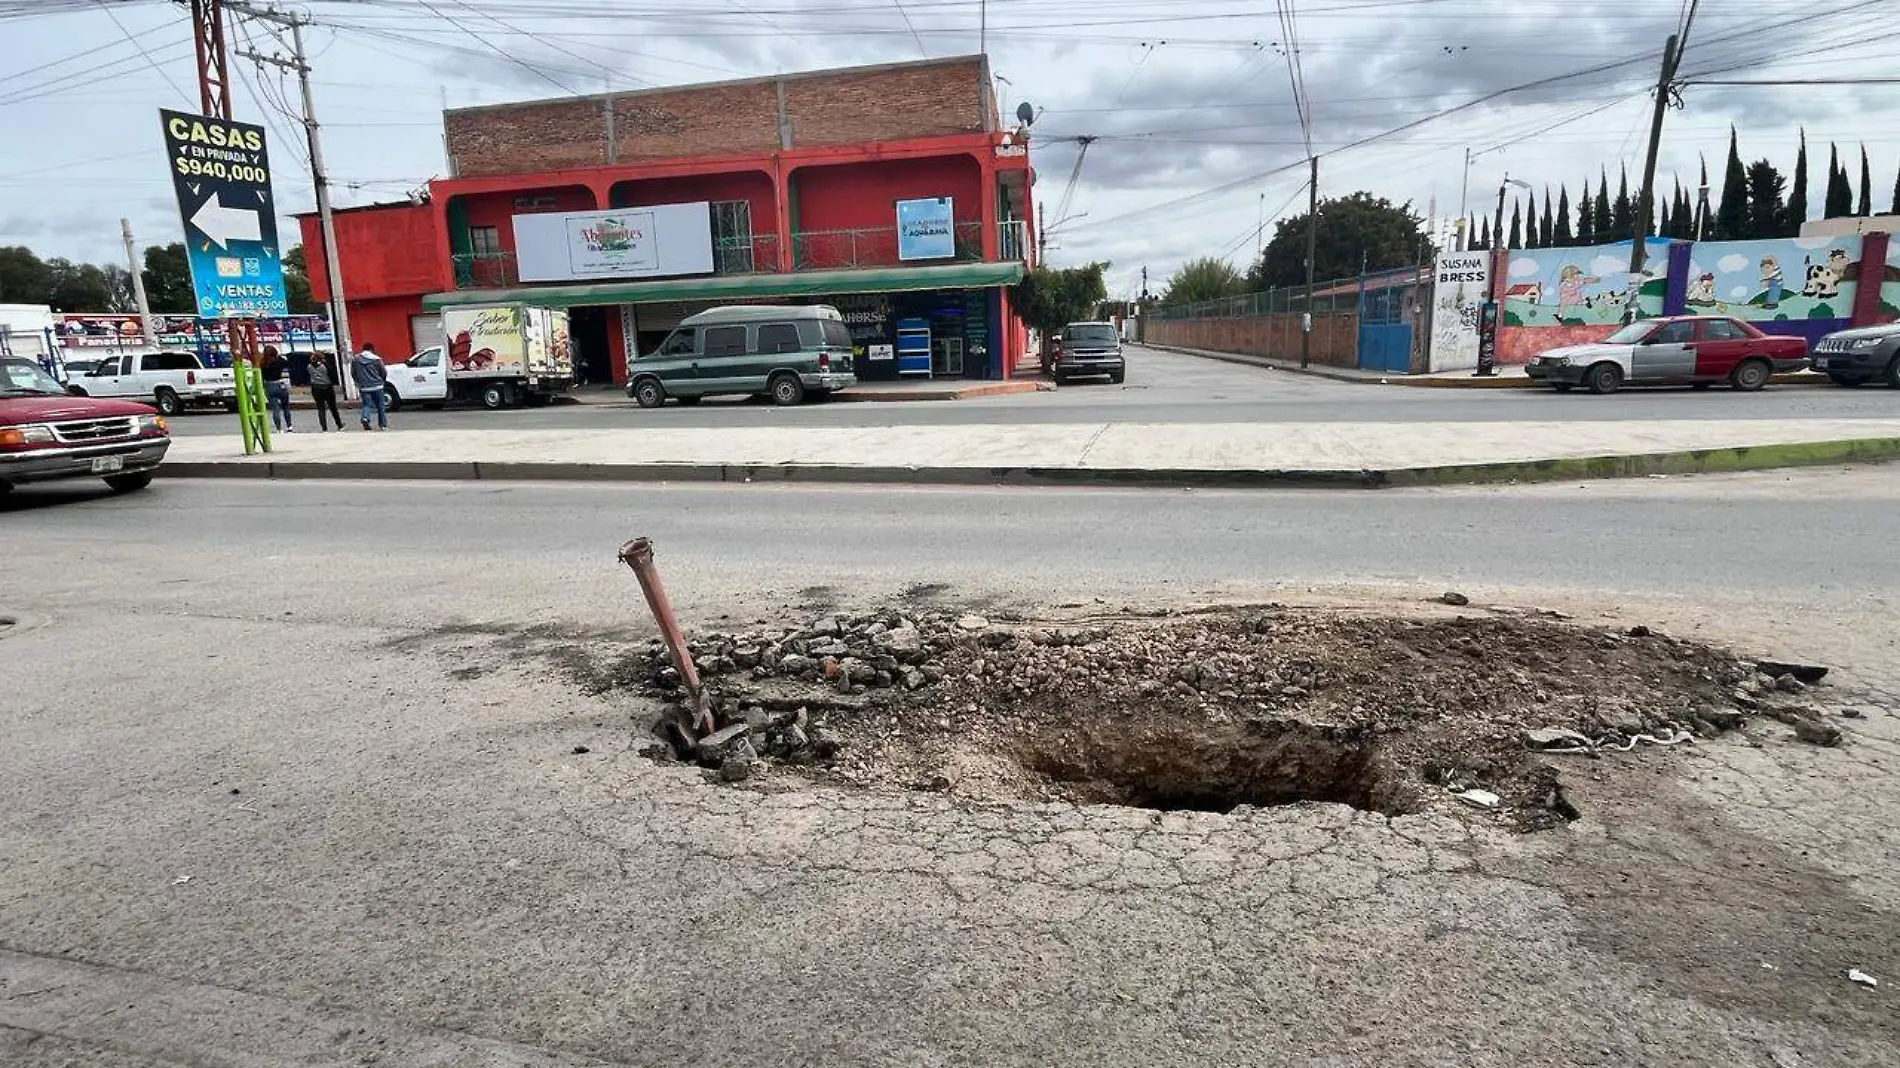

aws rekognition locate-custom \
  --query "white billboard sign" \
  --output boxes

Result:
[1427,251,1491,372]
[512,202,714,282]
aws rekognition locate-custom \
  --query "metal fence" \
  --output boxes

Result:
[1151,276,1365,320]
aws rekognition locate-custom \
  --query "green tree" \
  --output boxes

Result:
[1783,130,1809,235]
[1507,199,1522,249]
[1858,144,1873,216]
[1160,256,1245,306]
[1744,159,1786,239]
[142,242,194,313]
[1657,197,1670,241]
[101,265,136,313]
[1254,192,1427,289]
[0,245,53,304]
[1554,186,1574,246]
[1576,177,1596,246]
[1478,216,1491,250]
[1613,163,1637,237]
[44,258,110,311]
[282,244,322,315]
[1824,143,1853,217]
[1537,188,1553,249]
[1013,262,1108,338]
[1891,160,1900,214]
[1593,168,1612,240]
[1714,128,1747,238]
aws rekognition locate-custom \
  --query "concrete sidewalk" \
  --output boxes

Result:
[162,417,1900,488]
[1148,342,1832,389]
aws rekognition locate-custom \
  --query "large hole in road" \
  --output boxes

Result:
[1017,721,1398,815]
[560,602,1824,826]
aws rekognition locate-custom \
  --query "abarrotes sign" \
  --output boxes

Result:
[159,109,289,317]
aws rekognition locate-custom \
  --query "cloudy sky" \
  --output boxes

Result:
[3,0,1897,305]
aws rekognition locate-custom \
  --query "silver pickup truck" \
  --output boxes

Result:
[63,349,237,415]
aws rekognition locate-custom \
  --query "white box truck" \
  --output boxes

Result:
[383,303,573,411]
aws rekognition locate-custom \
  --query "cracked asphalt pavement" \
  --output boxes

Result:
[2,471,1896,1066]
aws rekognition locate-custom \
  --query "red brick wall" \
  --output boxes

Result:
[445,58,988,178]
[783,59,986,147]
[1496,322,1614,365]
[1146,313,1359,369]
[297,203,443,302]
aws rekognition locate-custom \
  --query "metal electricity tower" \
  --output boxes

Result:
[230,1,356,386]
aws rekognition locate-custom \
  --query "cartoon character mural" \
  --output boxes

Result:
[1683,236,1861,319]
[1502,238,1670,327]
[1759,256,1784,308]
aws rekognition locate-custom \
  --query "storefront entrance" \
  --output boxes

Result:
[568,306,613,386]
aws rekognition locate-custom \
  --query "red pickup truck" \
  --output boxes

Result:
[1,356,171,496]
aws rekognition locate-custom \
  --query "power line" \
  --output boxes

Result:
[93,0,192,107]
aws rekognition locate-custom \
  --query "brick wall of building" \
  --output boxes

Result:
[445,56,990,178]
[1145,313,1361,369]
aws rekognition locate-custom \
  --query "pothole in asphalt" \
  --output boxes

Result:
[1013,721,1401,815]
[549,602,1842,828]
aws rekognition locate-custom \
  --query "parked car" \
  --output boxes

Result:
[1524,315,1808,395]
[56,355,107,382]
[63,349,235,414]
[0,357,170,495]
[1052,321,1125,384]
[1810,322,1900,388]
[627,305,856,408]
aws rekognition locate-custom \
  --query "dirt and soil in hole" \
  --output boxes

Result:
[586,602,1838,829]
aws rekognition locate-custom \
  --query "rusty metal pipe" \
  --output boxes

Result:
[618,537,715,736]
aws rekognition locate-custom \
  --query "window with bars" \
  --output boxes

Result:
[468,226,503,257]
[711,200,755,273]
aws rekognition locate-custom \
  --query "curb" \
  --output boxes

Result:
[157,436,1900,490]
[1148,343,1831,389]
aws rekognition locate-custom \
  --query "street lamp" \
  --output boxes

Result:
[1475,176,1533,377]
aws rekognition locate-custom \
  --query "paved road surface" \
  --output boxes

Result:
[166,345,1900,435]
[3,472,1896,1066]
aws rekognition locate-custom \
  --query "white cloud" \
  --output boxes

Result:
[1590,255,1627,276]
[1509,256,1540,278]
[1729,285,1752,299]
[1793,236,1833,250]
[1717,254,1749,273]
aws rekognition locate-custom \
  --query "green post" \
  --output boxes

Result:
[234,360,272,455]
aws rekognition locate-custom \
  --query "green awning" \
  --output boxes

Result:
[421,261,1025,311]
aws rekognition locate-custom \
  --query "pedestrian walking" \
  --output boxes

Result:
[260,344,293,433]
[352,342,390,431]
[308,350,344,431]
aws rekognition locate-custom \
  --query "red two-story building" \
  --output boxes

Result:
[298,55,1036,385]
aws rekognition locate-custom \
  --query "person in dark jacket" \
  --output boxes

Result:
[307,350,344,431]
[260,344,293,432]
[351,342,389,431]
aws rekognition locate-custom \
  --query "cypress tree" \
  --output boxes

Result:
[1577,177,1596,245]
[1715,128,1747,238]
[1554,186,1574,245]
[1593,167,1612,239]
[1612,164,1635,235]
[1783,129,1808,236]
[1508,200,1522,249]
[1891,160,1900,214]
[1824,143,1853,217]
[1858,144,1873,216]
[1538,187,1554,248]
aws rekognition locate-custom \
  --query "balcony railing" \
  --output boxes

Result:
[999,219,1027,262]
[712,233,783,274]
[452,251,519,289]
[793,221,990,271]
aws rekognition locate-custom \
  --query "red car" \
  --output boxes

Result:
[1,356,171,496]
[1524,315,1810,394]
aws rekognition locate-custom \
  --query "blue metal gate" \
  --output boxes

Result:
[1356,271,1414,374]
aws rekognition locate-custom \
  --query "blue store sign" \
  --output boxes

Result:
[159,108,289,318]
[896,197,955,261]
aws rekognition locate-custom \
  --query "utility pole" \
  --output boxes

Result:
[1300,155,1317,369]
[233,3,355,396]
[1255,192,1264,271]
[1457,146,1471,250]
[1630,2,1697,275]
[120,218,157,347]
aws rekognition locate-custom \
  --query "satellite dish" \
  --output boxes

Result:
[1016,101,1035,126]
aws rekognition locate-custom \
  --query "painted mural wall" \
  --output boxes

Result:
[1494,238,1668,363]
[1681,236,1860,321]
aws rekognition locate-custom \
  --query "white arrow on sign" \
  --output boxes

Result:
[190,193,262,249]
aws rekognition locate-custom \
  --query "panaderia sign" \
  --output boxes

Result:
[512,202,715,282]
